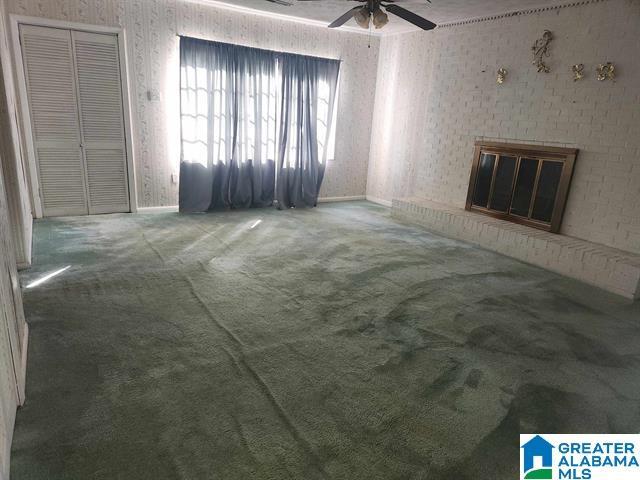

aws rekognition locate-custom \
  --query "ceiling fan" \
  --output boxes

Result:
[264,0,437,31]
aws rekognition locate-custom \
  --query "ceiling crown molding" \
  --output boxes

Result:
[436,0,609,29]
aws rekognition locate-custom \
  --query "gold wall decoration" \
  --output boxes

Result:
[572,64,584,81]
[532,30,553,73]
[497,68,507,84]
[596,62,615,81]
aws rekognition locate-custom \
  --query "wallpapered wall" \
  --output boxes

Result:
[0,0,32,265]
[367,0,640,254]
[0,6,27,465]
[7,0,380,207]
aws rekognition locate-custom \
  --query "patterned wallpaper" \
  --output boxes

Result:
[7,0,380,207]
[368,0,640,254]
[366,27,434,204]
[0,0,27,460]
[0,0,32,264]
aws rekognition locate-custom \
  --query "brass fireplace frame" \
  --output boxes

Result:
[465,141,578,233]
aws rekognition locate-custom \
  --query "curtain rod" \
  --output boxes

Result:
[176,34,342,63]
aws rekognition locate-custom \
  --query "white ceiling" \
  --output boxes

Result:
[202,0,569,34]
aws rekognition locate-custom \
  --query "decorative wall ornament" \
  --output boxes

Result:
[532,30,553,73]
[596,62,615,81]
[496,68,508,84]
[572,64,584,81]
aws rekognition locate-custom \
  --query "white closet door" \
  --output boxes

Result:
[20,25,88,216]
[0,175,22,398]
[72,31,130,215]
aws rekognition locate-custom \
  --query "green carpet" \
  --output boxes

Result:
[11,202,640,479]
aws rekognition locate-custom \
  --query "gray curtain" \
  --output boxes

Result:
[179,37,340,212]
[276,54,340,208]
[180,38,278,212]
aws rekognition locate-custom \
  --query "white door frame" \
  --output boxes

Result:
[9,14,138,217]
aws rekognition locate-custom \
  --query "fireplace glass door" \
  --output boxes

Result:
[466,142,577,232]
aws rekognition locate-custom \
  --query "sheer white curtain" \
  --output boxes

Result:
[179,37,340,211]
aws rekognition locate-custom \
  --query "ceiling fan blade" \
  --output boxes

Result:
[383,4,436,30]
[265,0,293,5]
[328,6,363,28]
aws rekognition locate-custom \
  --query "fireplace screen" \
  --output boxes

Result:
[466,141,578,232]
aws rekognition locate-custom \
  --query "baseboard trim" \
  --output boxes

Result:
[365,195,392,207]
[137,205,179,213]
[18,322,28,406]
[317,196,365,203]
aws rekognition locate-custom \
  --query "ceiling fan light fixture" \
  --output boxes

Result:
[354,7,370,29]
[372,7,388,29]
[327,0,436,31]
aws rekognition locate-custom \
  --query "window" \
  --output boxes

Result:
[465,141,578,233]
[179,49,338,169]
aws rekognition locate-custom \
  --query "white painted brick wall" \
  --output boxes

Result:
[368,0,640,255]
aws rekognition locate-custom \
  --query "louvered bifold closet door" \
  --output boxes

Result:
[72,31,130,214]
[20,25,88,216]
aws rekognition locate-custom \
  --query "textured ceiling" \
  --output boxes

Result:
[202,0,569,34]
